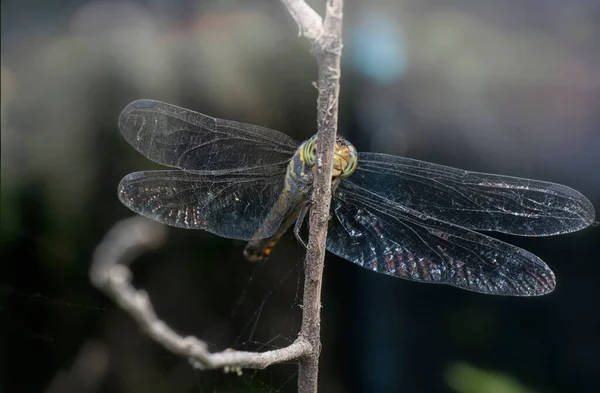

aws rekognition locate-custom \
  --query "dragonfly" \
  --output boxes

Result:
[117,100,595,296]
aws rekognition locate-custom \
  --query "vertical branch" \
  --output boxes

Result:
[288,1,344,392]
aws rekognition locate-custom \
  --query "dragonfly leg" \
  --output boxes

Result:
[294,203,309,249]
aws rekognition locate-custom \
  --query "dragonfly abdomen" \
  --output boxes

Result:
[244,152,311,262]
[244,233,285,262]
[243,195,306,262]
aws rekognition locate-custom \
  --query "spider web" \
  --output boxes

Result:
[4,225,306,393]
[192,237,305,393]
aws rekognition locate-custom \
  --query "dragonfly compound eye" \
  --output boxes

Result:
[303,137,318,166]
[340,150,358,178]
[335,138,358,178]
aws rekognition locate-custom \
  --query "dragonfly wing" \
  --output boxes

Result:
[119,170,288,240]
[119,100,299,174]
[327,190,556,296]
[343,153,595,236]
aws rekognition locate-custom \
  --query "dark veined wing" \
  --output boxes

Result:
[119,100,299,174]
[119,170,288,240]
[327,185,556,296]
[343,153,595,236]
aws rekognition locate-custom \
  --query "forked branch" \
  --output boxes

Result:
[281,0,323,40]
[91,1,343,391]
[90,216,310,370]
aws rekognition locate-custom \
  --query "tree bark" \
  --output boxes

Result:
[296,2,344,392]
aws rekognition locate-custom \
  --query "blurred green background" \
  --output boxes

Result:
[2,1,599,392]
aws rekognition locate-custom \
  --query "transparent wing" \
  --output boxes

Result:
[118,170,288,240]
[327,189,556,296]
[119,100,299,174]
[342,153,595,236]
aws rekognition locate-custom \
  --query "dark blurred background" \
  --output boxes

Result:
[2,1,599,392]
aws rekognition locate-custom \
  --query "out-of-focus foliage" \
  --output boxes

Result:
[446,363,538,393]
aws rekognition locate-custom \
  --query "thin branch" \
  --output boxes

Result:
[92,1,345,390]
[280,1,345,392]
[280,0,323,40]
[90,217,311,370]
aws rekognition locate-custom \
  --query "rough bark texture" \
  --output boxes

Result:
[297,2,344,392]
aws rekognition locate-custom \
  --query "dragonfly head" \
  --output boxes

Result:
[302,135,358,179]
[333,136,358,178]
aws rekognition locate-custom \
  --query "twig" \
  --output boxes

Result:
[90,217,310,370]
[280,0,323,40]
[91,1,344,391]
[280,1,344,392]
